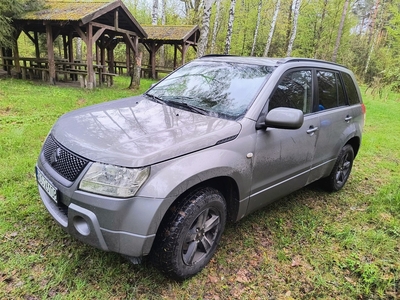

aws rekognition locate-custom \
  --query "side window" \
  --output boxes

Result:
[317,70,347,110]
[337,73,346,107]
[269,70,312,114]
[341,72,361,105]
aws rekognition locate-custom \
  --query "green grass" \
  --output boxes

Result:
[0,78,399,299]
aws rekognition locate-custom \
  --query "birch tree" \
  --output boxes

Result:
[224,0,237,55]
[152,0,159,25]
[159,0,167,66]
[286,0,301,57]
[332,0,350,62]
[250,0,263,56]
[210,0,221,53]
[264,0,281,57]
[197,0,214,57]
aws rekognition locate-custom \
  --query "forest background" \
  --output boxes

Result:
[1,0,400,91]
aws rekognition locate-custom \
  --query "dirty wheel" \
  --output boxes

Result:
[323,144,354,192]
[151,187,226,280]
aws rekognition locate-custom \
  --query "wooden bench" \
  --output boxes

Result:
[99,72,117,87]
[20,66,49,81]
[141,67,172,79]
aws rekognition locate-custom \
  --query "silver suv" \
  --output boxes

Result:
[36,56,365,279]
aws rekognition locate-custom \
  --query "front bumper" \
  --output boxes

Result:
[36,161,166,257]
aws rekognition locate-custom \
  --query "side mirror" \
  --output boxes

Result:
[264,107,304,129]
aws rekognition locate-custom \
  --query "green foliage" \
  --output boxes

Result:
[0,0,43,48]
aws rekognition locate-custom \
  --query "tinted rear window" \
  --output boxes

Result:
[341,72,361,105]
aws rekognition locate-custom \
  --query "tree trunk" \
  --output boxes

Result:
[368,0,381,44]
[129,51,143,90]
[224,0,237,55]
[210,0,221,53]
[264,0,280,57]
[76,38,82,61]
[251,0,263,56]
[332,0,350,62]
[313,0,328,58]
[159,0,166,66]
[152,0,159,25]
[285,0,293,51]
[286,0,301,57]
[197,0,214,57]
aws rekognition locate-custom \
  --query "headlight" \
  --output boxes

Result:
[79,163,150,198]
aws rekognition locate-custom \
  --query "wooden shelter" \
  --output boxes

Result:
[9,0,147,88]
[140,25,200,79]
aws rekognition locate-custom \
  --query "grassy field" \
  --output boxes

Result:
[0,76,399,299]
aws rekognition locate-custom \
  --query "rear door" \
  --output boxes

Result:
[247,69,320,214]
[308,69,355,183]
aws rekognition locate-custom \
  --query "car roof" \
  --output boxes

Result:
[199,55,347,69]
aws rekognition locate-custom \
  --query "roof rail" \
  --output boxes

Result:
[200,54,238,58]
[277,57,347,68]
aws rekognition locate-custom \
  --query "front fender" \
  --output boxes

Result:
[137,144,254,201]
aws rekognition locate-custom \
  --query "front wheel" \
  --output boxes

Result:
[151,187,227,280]
[323,144,354,192]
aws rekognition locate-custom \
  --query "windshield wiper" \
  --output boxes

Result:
[166,100,209,115]
[146,94,209,115]
[145,92,165,104]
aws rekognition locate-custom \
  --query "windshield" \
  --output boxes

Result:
[147,60,274,119]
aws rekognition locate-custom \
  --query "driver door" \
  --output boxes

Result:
[247,69,320,214]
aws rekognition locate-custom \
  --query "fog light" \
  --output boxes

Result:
[73,216,90,236]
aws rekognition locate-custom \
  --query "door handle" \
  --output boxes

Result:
[307,126,319,135]
[345,115,353,122]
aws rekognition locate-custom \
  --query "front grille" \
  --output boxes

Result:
[43,135,89,181]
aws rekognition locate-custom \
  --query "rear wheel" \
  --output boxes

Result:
[323,144,354,192]
[151,187,227,280]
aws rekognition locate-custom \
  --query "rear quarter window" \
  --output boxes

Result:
[341,72,361,105]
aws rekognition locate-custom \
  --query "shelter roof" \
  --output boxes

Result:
[16,0,146,37]
[141,25,200,44]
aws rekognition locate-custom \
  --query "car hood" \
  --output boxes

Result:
[51,95,242,167]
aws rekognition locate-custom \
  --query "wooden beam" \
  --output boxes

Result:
[22,30,36,44]
[90,21,138,37]
[73,24,88,44]
[114,9,119,31]
[80,0,120,25]
[123,33,137,54]
[92,28,106,42]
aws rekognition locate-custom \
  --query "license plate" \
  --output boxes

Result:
[36,167,58,203]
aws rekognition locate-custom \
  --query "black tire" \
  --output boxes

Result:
[151,187,227,280]
[323,144,354,192]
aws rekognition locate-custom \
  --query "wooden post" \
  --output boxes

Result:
[151,42,156,79]
[46,23,56,84]
[86,23,94,89]
[125,44,130,75]
[13,30,22,78]
[34,31,40,59]
[63,35,68,59]
[181,42,188,65]
[173,44,178,69]
[99,37,106,86]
